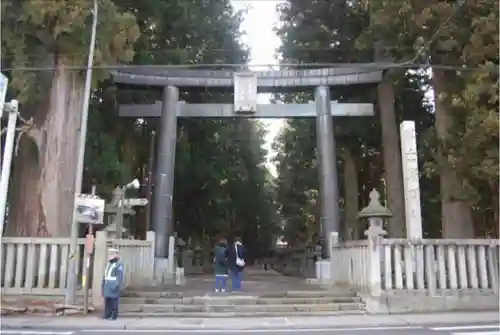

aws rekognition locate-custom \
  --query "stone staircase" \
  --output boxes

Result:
[120,268,365,317]
[120,290,365,317]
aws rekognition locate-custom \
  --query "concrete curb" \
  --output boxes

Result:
[2,312,499,332]
[117,311,367,318]
[0,323,412,332]
[1,312,499,331]
[0,316,400,331]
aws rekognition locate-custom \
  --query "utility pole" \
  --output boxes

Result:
[66,0,99,305]
[0,100,19,237]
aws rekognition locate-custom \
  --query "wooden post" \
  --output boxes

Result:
[91,230,107,309]
[145,131,156,233]
[104,191,135,238]
[83,185,96,314]
[82,230,94,314]
[115,187,125,239]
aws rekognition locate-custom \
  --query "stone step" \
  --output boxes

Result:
[123,289,357,299]
[120,302,364,314]
[120,296,361,305]
[265,290,358,298]
[119,310,367,318]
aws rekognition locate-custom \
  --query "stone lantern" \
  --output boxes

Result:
[358,188,392,297]
[358,188,392,231]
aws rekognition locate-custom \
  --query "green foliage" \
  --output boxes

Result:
[363,0,499,235]
[1,0,139,101]
[80,0,279,256]
[2,0,279,248]
[273,119,318,245]
[274,0,374,245]
[84,87,134,197]
[274,0,441,241]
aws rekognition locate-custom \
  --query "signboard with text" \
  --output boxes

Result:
[124,198,148,207]
[234,72,257,113]
[75,194,105,224]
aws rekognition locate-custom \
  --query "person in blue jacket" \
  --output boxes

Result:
[227,236,245,291]
[101,248,124,320]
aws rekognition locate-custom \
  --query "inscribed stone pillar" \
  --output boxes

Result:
[400,121,423,238]
[315,86,340,257]
[151,86,178,258]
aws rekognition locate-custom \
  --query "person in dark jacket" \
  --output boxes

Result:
[213,238,228,292]
[227,236,245,291]
[101,248,124,320]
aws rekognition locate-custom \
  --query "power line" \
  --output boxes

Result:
[0,45,417,60]
[2,0,494,74]
[0,61,495,74]
[362,0,486,77]
[409,0,472,63]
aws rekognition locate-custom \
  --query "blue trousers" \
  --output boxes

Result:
[215,275,227,291]
[104,297,119,319]
[231,270,242,291]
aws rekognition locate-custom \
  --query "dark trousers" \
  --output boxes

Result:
[104,297,119,319]
[231,270,242,291]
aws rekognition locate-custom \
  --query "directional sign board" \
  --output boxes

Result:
[0,73,9,118]
[234,72,257,113]
[124,198,148,207]
[74,194,105,224]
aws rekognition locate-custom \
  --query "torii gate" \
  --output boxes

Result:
[112,66,383,265]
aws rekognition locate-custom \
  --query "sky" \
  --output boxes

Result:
[231,0,284,177]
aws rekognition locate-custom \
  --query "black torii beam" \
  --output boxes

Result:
[112,66,383,91]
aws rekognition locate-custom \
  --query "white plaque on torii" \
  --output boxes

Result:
[234,72,257,113]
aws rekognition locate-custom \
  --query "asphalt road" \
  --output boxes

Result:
[1,324,499,335]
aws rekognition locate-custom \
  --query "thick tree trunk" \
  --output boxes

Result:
[342,148,360,240]
[432,69,474,238]
[377,77,406,237]
[6,60,84,237]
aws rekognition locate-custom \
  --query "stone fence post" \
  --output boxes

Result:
[146,231,156,281]
[358,189,392,297]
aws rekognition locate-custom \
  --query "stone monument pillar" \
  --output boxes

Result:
[400,121,423,238]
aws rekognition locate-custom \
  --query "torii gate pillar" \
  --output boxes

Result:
[315,86,340,248]
[151,86,178,259]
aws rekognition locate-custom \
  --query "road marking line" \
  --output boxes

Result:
[81,325,424,333]
[451,332,500,335]
[0,331,74,335]
[432,325,500,331]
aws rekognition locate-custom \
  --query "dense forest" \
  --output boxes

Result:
[1,0,498,259]
[274,0,498,243]
[1,0,278,259]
